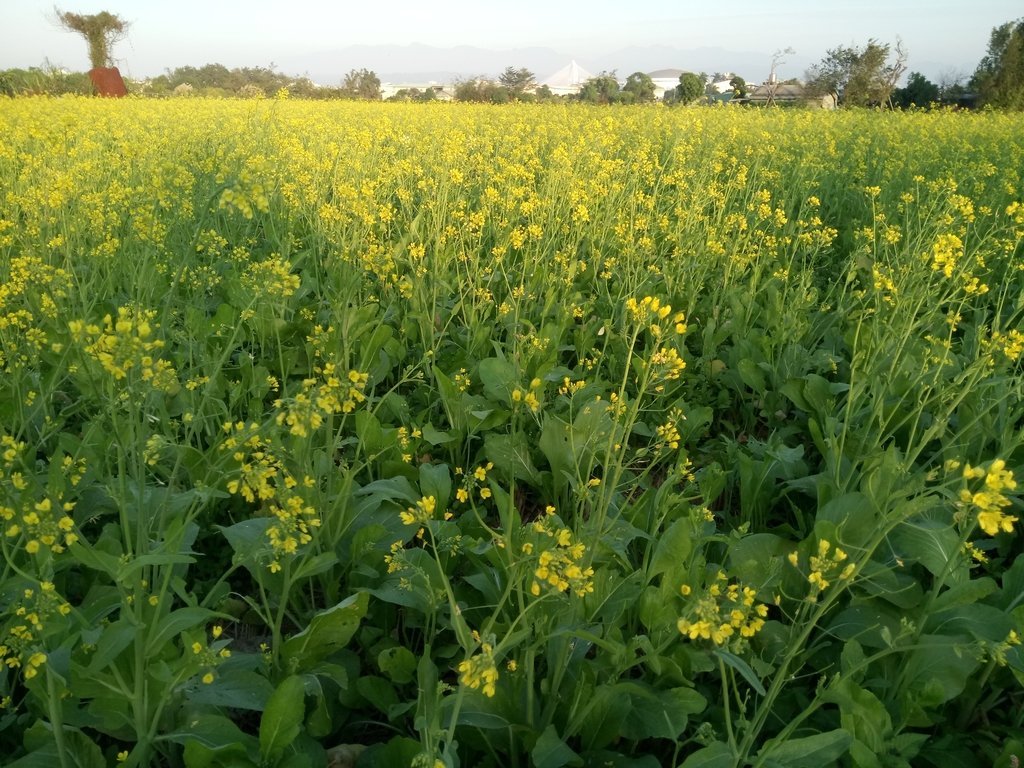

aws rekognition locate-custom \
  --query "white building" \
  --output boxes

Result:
[540,60,595,96]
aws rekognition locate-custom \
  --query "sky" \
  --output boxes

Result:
[0,0,1019,83]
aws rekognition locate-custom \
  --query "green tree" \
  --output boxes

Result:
[341,68,381,100]
[498,66,535,98]
[893,71,940,108]
[55,8,128,69]
[805,39,907,107]
[577,71,621,104]
[674,72,704,104]
[622,71,656,103]
[971,18,1024,109]
[729,75,747,98]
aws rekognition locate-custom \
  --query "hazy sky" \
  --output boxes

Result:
[1,0,1019,81]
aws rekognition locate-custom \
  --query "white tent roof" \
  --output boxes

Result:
[541,60,594,89]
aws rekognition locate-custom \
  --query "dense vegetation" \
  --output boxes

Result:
[0,99,1022,767]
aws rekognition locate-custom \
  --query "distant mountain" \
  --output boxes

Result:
[278,44,587,85]
[275,42,813,86]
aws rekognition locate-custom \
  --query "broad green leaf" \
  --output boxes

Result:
[648,518,693,582]
[679,741,735,768]
[184,669,275,711]
[146,606,217,656]
[377,645,417,684]
[757,728,852,767]
[281,592,368,671]
[478,356,517,403]
[418,462,451,508]
[531,724,582,768]
[620,682,706,740]
[259,675,305,761]
[484,432,541,485]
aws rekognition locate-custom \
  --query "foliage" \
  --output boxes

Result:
[341,68,381,100]
[729,74,747,98]
[0,99,1022,768]
[673,71,704,104]
[454,77,511,103]
[498,66,536,97]
[972,18,1024,109]
[893,71,940,108]
[622,71,656,103]
[577,71,622,104]
[54,8,128,70]
[805,38,908,107]
[0,64,91,96]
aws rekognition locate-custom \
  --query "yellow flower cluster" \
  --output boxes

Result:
[625,296,687,337]
[190,625,232,684]
[984,329,1024,363]
[0,254,71,372]
[274,363,370,437]
[2,496,78,555]
[396,425,422,463]
[526,506,595,598]
[0,582,70,680]
[266,495,321,573]
[677,572,769,646]
[222,423,283,502]
[400,495,450,528]
[220,423,322,569]
[511,378,543,413]
[954,459,1018,536]
[69,306,178,392]
[241,255,300,301]
[455,463,494,503]
[788,540,855,593]
[457,639,499,698]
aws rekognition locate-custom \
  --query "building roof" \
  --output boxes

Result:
[541,60,594,89]
[647,68,687,79]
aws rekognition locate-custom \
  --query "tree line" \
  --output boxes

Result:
[4,9,1023,110]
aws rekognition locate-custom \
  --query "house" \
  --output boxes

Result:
[646,68,686,100]
[743,75,836,108]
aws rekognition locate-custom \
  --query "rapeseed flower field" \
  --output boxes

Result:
[0,97,1022,767]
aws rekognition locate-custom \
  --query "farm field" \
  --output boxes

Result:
[0,97,1022,767]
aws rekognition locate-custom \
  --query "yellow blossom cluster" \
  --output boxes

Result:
[625,296,687,337]
[952,459,1018,536]
[455,463,494,503]
[3,496,78,555]
[788,540,856,593]
[400,495,451,528]
[68,306,178,392]
[274,363,370,437]
[220,422,322,569]
[190,625,232,684]
[511,378,543,413]
[241,255,301,302]
[525,506,595,598]
[677,572,769,646]
[457,639,499,698]
[0,582,71,680]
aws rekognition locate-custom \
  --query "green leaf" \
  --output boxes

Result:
[578,683,631,750]
[484,432,541,485]
[377,646,417,684]
[531,724,582,768]
[890,520,960,578]
[678,741,735,768]
[356,675,399,716]
[713,649,766,696]
[421,423,454,445]
[281,592,368,672]
[259,675,305,762]
[648,518,693,583]
[184,669,275,711]
[620,683,706,740]
[146,606,217,656]
[478,356,517,403]
[418,462,451,508]
[757,728,852,767]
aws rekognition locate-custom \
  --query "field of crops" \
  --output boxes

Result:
[0,97,1022,767]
